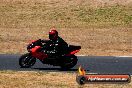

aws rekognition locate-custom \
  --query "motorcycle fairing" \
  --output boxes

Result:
[31,46,48,60]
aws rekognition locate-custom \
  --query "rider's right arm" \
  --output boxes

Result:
[41,39,49,43]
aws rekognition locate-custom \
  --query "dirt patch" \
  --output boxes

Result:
[0,27,132,56]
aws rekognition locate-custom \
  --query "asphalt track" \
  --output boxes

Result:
[0,54,132,74]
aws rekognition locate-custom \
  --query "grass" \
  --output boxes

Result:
[0,0,131,55]
[0,2,131,28]
[0,70,131,88]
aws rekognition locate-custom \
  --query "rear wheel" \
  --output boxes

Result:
[19,53,36,68]
[60,55,78,70]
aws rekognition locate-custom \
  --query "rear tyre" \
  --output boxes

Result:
[19,53,36,68]
[60,55,78,70]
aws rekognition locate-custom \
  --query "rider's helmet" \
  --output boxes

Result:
[49,28,58,40]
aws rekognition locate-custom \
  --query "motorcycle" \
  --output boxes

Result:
[19,39,81,69]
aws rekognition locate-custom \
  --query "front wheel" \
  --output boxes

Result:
[19,53,36,68]
[60,55,78,70]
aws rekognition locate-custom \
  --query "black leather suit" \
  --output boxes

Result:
[41,37,68,57]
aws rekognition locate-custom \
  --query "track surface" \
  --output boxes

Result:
[0,54,132,74]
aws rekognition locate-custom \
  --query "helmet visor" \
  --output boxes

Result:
[49,34,55,40]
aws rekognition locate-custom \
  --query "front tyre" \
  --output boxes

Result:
[60,55,78,70]
[19,53,36,68]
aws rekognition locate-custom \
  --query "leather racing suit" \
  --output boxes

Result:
[41,36,68,57]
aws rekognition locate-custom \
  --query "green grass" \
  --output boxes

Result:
[77,5,132,26]
[0,2,131,28]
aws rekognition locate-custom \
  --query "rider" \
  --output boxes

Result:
[42,28,68,57]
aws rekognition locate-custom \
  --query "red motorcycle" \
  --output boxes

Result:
[19,39,81,69]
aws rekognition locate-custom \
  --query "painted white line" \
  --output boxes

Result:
[115,56,132,57]
[77,55,87,56]
[77,55,132,57]
[87,73,98,74]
